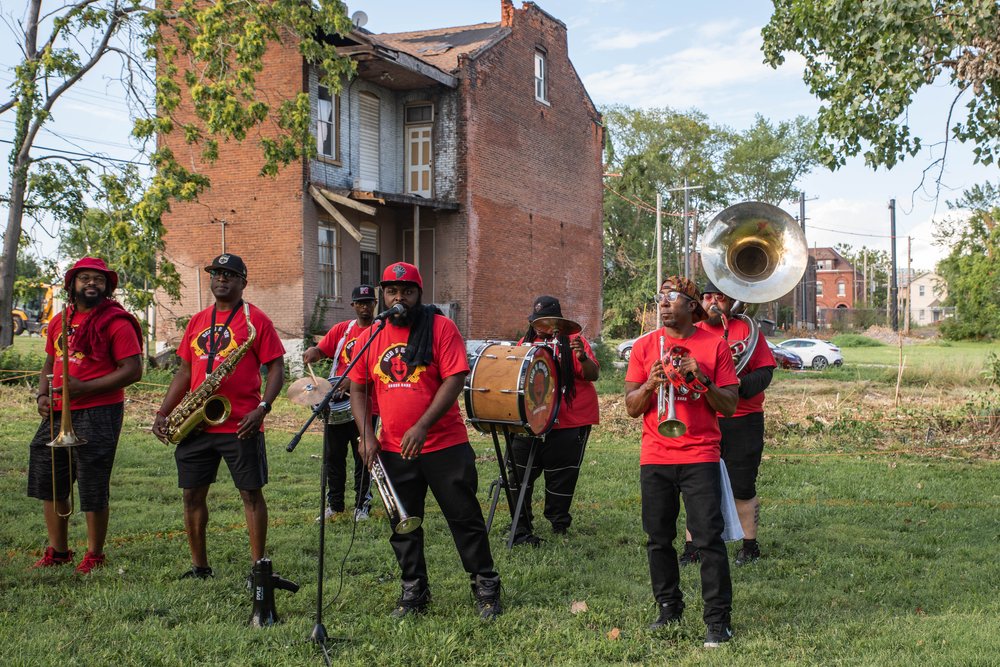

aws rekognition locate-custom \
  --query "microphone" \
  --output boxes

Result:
[375,303,406,321]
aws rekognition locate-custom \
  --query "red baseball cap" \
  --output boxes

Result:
[64,257,118,294]
[380,261,423,290]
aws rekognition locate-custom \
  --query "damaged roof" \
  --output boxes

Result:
[372,22,510,73]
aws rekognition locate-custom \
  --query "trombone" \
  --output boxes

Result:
[48,306,86,518]
[656,335,686,438]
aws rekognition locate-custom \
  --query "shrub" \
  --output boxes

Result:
[831,334,885,348]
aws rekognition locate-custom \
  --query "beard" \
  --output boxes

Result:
[74,287,104,309]
[389,298,422,326]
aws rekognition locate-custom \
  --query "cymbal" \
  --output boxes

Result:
[287,376,333,406]
[531,316,582,336]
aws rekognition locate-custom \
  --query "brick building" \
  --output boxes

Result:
[155,1,604,354]
[811,247,858,315]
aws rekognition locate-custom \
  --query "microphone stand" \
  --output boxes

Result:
[285,316,389,657]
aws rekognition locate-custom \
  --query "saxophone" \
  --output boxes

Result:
[164,302,257,445]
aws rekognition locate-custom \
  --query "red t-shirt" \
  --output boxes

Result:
[517,334,600,429]
[47,309,142,411]
[178,303,285,433]
[317,318,380,415]
[348,315,469,454]
[625,327,739,465]
[696,319,776,417]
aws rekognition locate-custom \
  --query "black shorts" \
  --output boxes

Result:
[719,412,765,500]
[175,431,268,490]
[27,403,124,512]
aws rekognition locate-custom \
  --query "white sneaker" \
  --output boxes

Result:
[354,503,371,522]
[315,507,338,523]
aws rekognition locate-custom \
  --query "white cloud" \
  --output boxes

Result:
[697,19,741,40]
[593,27,677,51]
[583,25,804,118]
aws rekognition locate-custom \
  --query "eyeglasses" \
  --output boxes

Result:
[76,273,107,285]
[654,290,694,304]
[383,285,418,298]
[702,293,728,302]
[209,269,241,279]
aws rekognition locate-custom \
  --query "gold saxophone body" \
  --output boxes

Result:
[164,302,257,445]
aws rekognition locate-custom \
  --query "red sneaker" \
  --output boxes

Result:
[75,551,106,574]
[33,546,75,568]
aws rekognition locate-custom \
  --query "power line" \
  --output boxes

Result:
[0,138,148,166]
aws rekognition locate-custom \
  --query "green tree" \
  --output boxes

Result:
[762,0,1000,170]
[1,0,354,348]
[601,106,730,337]
[722,115,818,203]
[936,182,1000,340]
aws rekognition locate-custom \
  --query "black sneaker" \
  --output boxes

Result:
[180,565,214,580]
[704,622,733,647]
[471,575,503,621]
[735,544,761,566]
[511,533,544,548]
[679,541,700,566]
[648,602,683,630]
[391,579,431,618]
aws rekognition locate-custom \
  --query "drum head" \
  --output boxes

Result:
[521,346,560,435]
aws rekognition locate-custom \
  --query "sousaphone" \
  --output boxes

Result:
[700,202,808,371]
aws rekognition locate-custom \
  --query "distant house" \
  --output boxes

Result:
[154,0,604,353]
[811,246,858,308]
[900,271,949,325]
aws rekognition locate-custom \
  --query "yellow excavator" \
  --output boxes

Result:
[12,283,56,337]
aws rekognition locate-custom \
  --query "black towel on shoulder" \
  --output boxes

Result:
[403,304,445,367]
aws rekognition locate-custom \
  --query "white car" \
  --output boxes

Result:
[777,338,843,370]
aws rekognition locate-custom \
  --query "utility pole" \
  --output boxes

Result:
[888,199,899,331]
[903,236,912,334]
[662,183,704,280]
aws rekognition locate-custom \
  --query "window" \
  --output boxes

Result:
[359,222,380,287]
[918,285,925,296]
[317,85,339,159]
[318,224,341,298]
[534,51,548,103]
[837,281,846,297]
[816,281,823,297]
[405,103,434,197]
[358,92,380,190]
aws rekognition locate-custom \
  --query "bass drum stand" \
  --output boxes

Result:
[484,424,542,550]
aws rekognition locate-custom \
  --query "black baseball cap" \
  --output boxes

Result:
[204,253,248,278]
[702,279,722,295]
[351,284,376,302]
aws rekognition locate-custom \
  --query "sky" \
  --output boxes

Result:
[2,0,996,272]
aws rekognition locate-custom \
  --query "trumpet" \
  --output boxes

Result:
[48,307,87,518]
[656,335,686,438]
[370,455,421,534]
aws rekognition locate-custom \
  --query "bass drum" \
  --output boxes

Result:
[464,342,560,436]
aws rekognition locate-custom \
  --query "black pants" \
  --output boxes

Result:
[324,418,374,511]
[509,425,590,537]
[641,462,732,624]
[380,444,497,586]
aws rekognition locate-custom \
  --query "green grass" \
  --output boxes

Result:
[841,340,994,372]
[2,379,999,666]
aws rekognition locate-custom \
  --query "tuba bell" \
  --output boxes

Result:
[700,201,808,371]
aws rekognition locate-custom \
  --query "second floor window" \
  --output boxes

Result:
[318,224,341,299]
[534,51,548,103]
[837,281,846,297]
[317,85,339,159]
[919,285,925,296]
[816,281,823,297]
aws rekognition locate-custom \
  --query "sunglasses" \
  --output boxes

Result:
[209,269,242,279]
[654,290,694,304]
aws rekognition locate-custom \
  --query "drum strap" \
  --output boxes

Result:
[330,319,357,377]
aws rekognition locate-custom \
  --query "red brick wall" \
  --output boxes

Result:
[816,270,856,309]
[458,1,604,340]
[155,31,307,347]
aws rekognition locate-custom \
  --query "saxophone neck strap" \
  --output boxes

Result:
[206,299,245,373]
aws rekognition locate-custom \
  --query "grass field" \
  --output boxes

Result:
[2,337,999,666]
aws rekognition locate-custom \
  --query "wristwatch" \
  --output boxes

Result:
[258,400,272,413]
[702,376,714,387]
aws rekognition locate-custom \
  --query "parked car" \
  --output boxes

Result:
[617,338,636,361]
[777,338,843,370]
[766,340,803,370]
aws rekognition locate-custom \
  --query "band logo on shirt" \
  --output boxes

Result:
[342,338,358,364]
[53,327,85,362]
[191,325,239,360]
[374,343,426,386]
